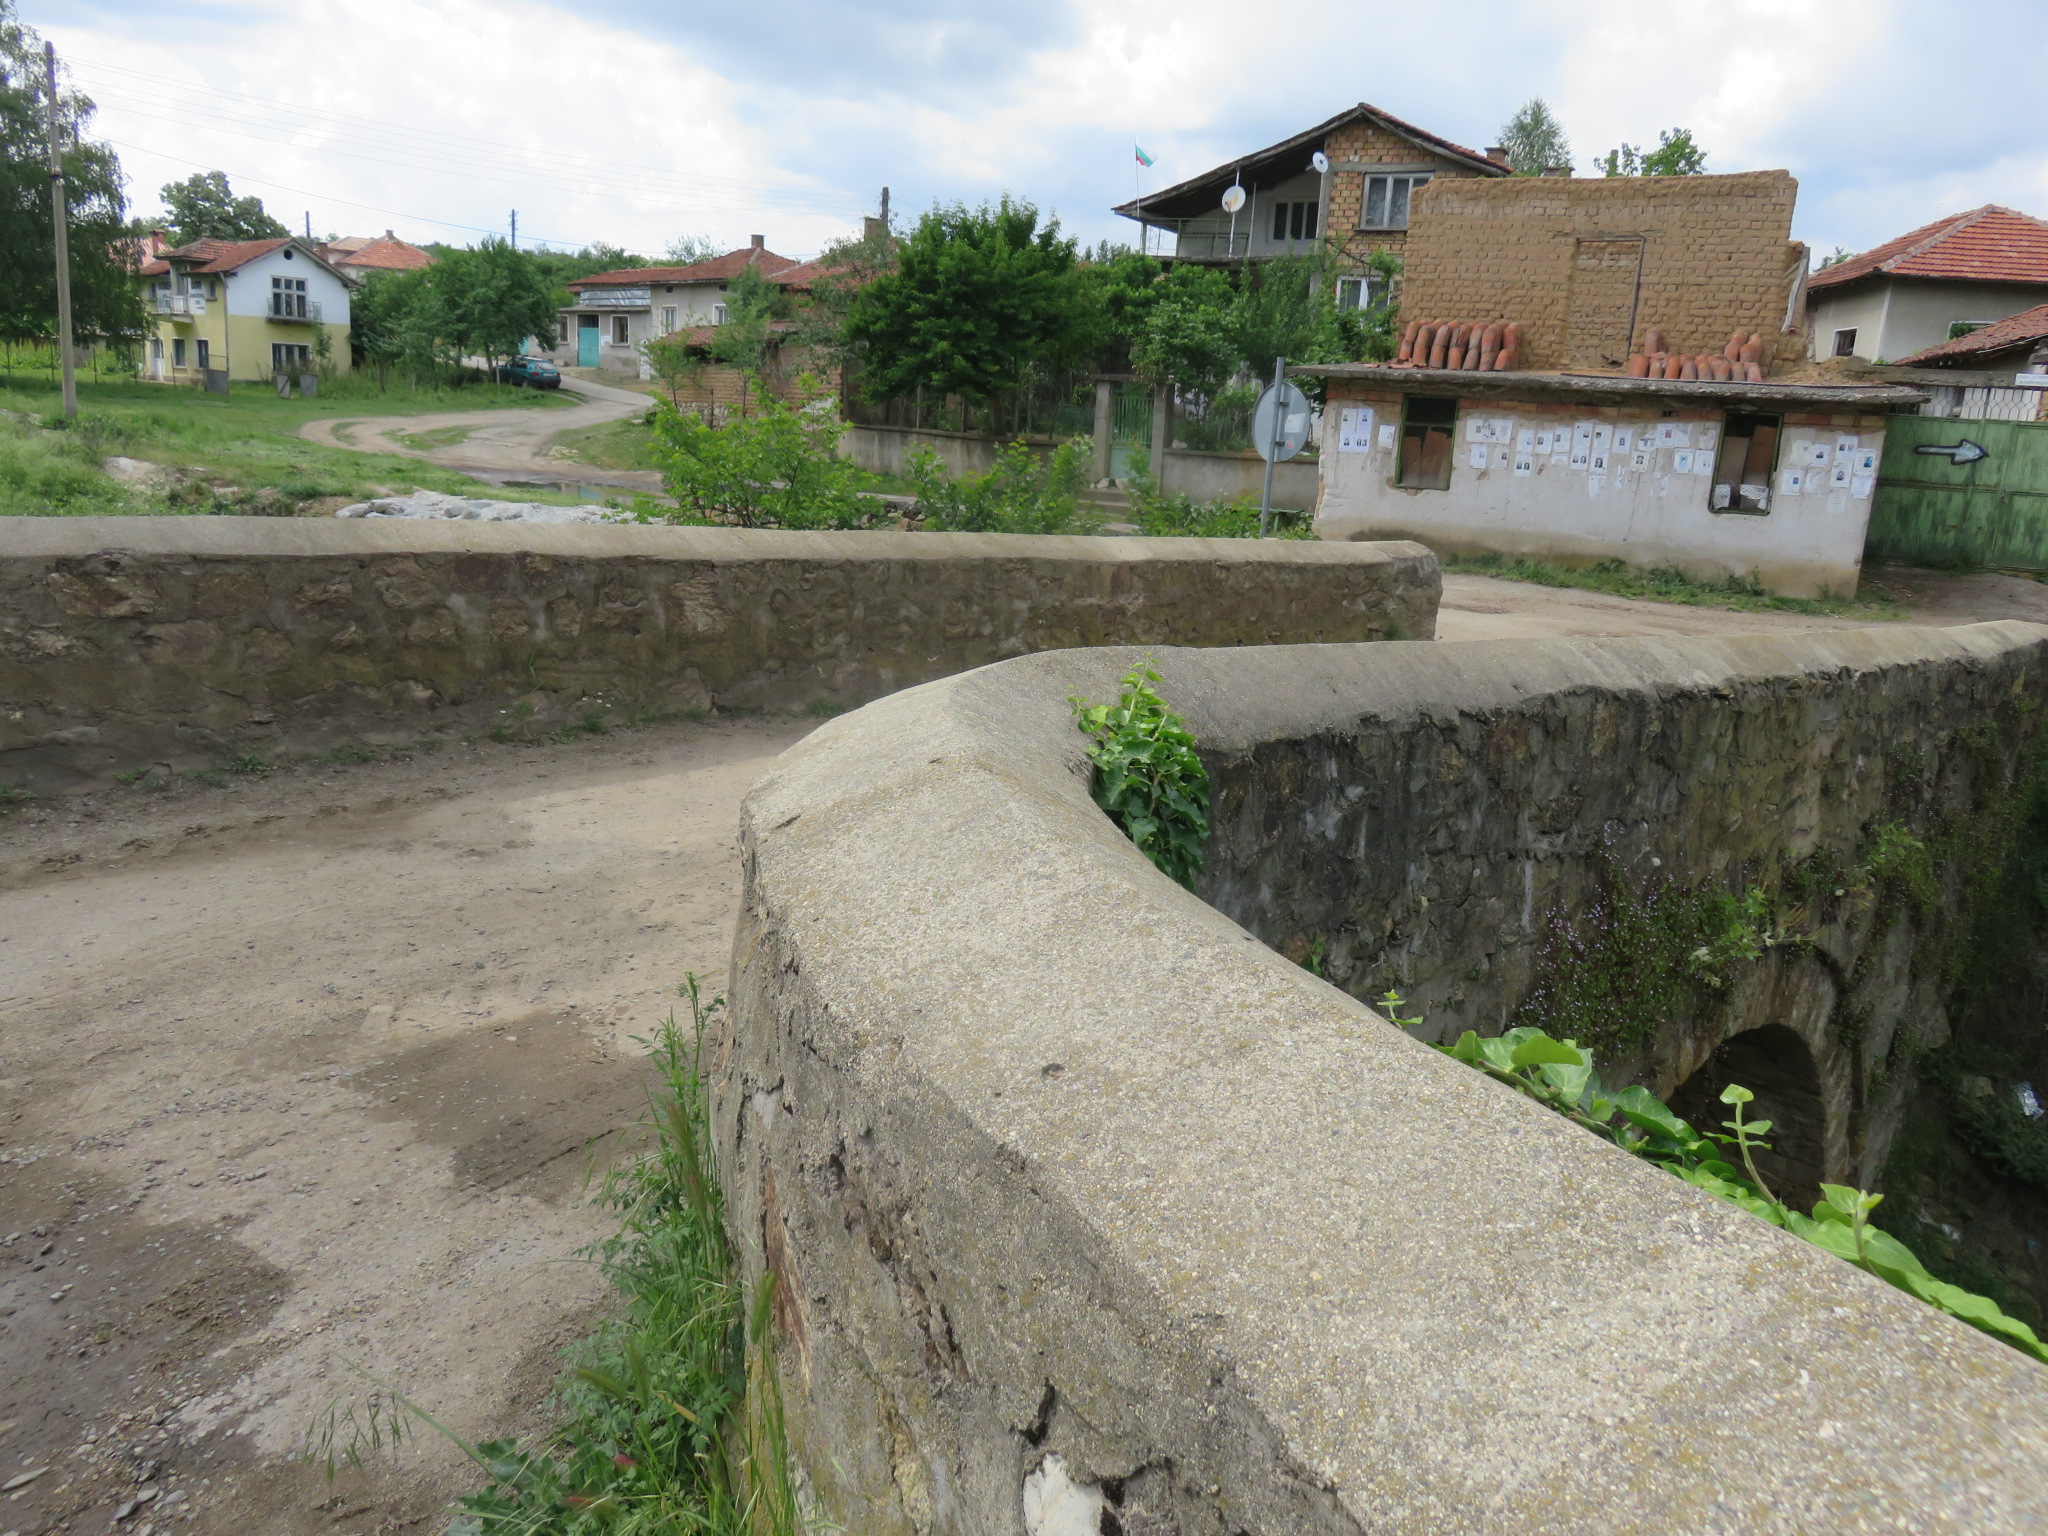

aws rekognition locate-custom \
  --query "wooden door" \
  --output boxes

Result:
[1564,239,1642,369]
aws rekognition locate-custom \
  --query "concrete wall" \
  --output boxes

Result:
[1313,382,1884,595]
[1400,173,1804,370]
[723,628,2048,1536]
[0,518,1437,792]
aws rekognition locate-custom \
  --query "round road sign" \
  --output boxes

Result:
[1251,380,1313,463]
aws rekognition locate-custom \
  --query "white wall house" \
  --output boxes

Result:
[552,238,818,374]
[137,235,356,383]
[1807,205,2048,364]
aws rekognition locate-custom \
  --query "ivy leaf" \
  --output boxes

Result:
[1510,1034,1585,1069]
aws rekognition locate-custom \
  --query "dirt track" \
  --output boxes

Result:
[5,564,2045,1535]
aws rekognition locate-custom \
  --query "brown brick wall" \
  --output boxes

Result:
[1321,124,1486,282]
[1396,172,1804,370]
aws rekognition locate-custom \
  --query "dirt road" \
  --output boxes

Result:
[298,375,661,495]
[6,563,2043,1535]
[0,717,812,1535]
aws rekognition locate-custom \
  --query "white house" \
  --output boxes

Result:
[136,235,356,382]
[552,237,822,374]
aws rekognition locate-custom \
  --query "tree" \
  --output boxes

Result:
[158,170,289,243]
[0,2,146,346]
[663,234,720,265]
[1600,128,1708,178]
[1129,263,1238,394]
[416,238,559,367]
[643,388,876,529]
[1496,99,1573,176]
[842,197,1086,407]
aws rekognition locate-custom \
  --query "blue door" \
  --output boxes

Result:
[577,316,599,368]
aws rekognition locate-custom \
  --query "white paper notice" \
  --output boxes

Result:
[1695,452,1713,475]
[1517,428,1536,452]
[1570,422,1594,469]
[1469,444,1489,469]
[1854,448,1878,473]
[1590,451,1610,474]
[1591,425,1613,457]
[1695,424,1718,453]
[1377,423,1397,451]
[1672,449,1695,475]
[1806,441,1832,468]
[1491,417,1514,443]
[1629,448,1652,472]
[1851,472,1875,499]
[1336,407,1374,452]
[1589,474,1606,497]
[1613,426,1634,454]
[1836,434,1861,459]
[1782,469,1805,495]
[1465,415,1484,440]
[1532,429,1551,454]
[1829,463,1851,488]
[1656,423,1692,448]
[1513,453,1534,477]
[1712,483,1733,510]
[1828,492,1849,516]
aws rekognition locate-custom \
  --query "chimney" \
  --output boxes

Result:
[385,229,395,239]
[1540,164,1569,177]
[1485,146,1509,165]
[751,234,764,250]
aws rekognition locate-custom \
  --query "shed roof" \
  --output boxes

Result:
[1295,363,1927,410]
[569,245,802,290]
[1895,303,2048,367]
[328,234,435,272]
[1807,205,2048,293]
[1112,102,1509,223]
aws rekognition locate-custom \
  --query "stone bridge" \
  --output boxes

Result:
[721,624,2048,1535]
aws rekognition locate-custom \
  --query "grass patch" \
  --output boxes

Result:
[554,415,662,473]
[0,375,580,517]
[396,424,480,452]
[1444,552,1900,618]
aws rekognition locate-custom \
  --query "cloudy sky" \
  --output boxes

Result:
[25,0,2048,264]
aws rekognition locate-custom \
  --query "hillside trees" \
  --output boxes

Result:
[0,2,145,346]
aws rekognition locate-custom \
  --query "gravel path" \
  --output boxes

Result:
[298,375,662,495]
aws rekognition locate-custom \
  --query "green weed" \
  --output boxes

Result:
[1072,662,1210,889]
[1443,552,1898,618]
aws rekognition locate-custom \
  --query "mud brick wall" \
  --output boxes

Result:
[0,518,1439,792]
[1399,171,1804,369]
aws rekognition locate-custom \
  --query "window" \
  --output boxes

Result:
[611,315,631,345]
[171,338,186,368]
[1397,395,1457,490]
[559,320,572,343]
[1270,200,1319,242]
[1709,411,1781,515]
[1948,320,1991,341]
[1832,328,1858,357]
[713,303,729,326]
[271,342,310,374]
[270,275,308,319]
[661,305,678,333]
[196,340,210,370]
[1336,274,1390,311]
[1361,173,1431,230]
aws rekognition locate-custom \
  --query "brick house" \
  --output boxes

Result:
[1111,103,1510,308]
[552,237,810,374]
[1299,171,1926,597]
[1806,205,2048,364]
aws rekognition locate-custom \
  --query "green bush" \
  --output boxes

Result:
[905,437,1096,534]
[0,415,134,515]
[638,385,880,530]
[1125,456,1310,540]
[1072,662,1210,888]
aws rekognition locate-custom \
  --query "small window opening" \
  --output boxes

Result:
[1360,173,1430,231]
[1336,274,1390,311]
[1397,395,1457,490]
[1831,328,1858,358]
[1270,201,1318,243]
[611,315,630,345]
[1710,411,1781,515]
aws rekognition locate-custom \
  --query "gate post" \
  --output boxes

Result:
[1092,379,1113,485]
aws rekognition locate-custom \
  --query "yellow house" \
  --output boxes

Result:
[137,233,356,383]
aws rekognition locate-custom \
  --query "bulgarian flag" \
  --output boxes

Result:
[1134,143,1155,168]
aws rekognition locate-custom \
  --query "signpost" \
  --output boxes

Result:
[1251,358,1312,536]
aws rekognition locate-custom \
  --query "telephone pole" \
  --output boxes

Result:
[42,41,77,420]
[509,210,517,250]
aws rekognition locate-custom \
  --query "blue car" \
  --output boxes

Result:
[494,356,561,389]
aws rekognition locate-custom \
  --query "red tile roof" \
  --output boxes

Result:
[1808,205,2048,291]
[570,246,801,290]
[1896,303,2048,366]
[661,320,801,349]
[327,235,435,272]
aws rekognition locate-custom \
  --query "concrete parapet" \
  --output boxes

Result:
[724,625,2048,1535]
[0,518,1437,790]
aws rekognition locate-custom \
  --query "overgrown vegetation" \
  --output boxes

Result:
[1439,1021,2048,1363]
[634,384,881,530]
[1072,662,1210,889]
[904,438,1096,534]
[1124,457,1312,540]
[1443,551,1900,619]
[309,981,801,1534]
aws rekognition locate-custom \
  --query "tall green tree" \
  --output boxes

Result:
[1497,98,1573,176]
[417,238,561,367]
[0,2,146,346]
[158,169,289,243]
[1600,128,1708,177]
[843,197,1086,406]
[1130,263,1238,393]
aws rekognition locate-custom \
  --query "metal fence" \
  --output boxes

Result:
[1865,415,2048,570]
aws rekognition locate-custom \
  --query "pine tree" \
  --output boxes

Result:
[1497,99,1573,176]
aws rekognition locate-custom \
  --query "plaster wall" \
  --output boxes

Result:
[723,627,2048,1536]
[0,518,1436,792]
[1812,278,2048,363]
[1313,383,1883,595]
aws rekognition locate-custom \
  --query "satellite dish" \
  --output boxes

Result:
[1310,151,1330,174]
[1221,184,1246,214]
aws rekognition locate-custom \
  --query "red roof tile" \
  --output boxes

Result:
[328,235,435,272]
[1808,205,2048,291]
[1895,303,2048,366]
[569,246,801,290]
[153,236,294,275]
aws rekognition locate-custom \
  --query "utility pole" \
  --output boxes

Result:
[304,210,311,239]
[509,209,517,250]
[878,186,889,233]
[42,42,77,420]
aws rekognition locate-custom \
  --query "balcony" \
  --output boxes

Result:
[268,297,322,324]
[151,293,207,317]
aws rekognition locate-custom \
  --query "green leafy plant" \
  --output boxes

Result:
[1439,1023,2048,1363]
[1864,821,1938,913]
[1072,662,1210,889]
[905,438,1096,534]
[638,386,879,530]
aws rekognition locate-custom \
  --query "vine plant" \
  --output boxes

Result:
[1072,663,1210,889]
[1432,1015,2048,1364]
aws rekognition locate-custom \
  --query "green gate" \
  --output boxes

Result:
[1865,414,2048,569]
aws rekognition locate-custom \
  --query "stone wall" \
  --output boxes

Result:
[725,627,2048,1536]
[1400,172,1805,369]
[0,518,1437,791]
